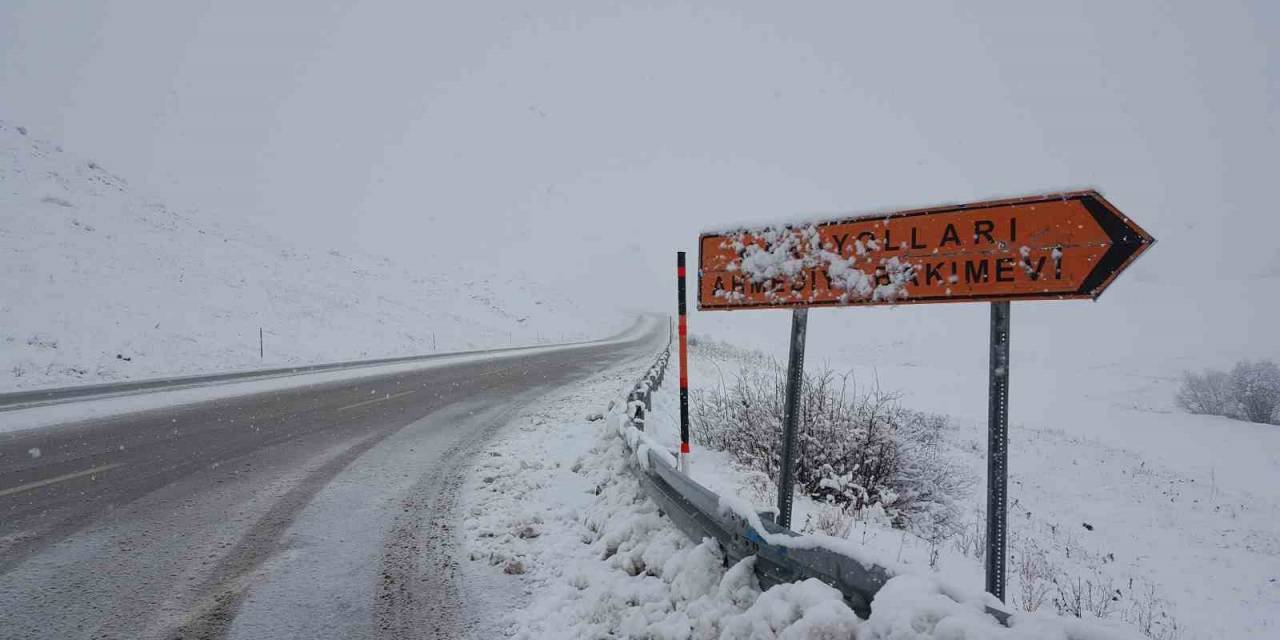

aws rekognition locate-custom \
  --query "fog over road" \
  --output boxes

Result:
[0,319,663,640]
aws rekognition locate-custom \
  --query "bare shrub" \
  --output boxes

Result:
[689,361,786,476]
[1229,359,1280,424]
[1174,369,1235,416]
[1053,568,1121,620]
[1124,579,1182,640]
[690,359,971,535]
[1010,538,1054,613]
[951,509,986,562]
[1020,547,1181,638]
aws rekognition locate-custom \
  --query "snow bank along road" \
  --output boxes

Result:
[0,317,665,640]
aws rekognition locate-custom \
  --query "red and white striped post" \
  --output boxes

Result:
[677,252,691,472]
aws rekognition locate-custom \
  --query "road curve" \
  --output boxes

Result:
[0,319,663,640]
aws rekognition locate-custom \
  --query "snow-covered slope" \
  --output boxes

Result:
[649,330,1280,638]
[0,121,627,392]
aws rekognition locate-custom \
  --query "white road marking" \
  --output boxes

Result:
[0,462,125,497]
[337,389,417,412]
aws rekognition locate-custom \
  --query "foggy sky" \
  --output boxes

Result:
[2,0,1276,316]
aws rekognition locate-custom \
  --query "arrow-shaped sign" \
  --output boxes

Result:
[698,190,1154,310]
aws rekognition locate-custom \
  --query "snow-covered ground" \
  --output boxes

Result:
[456,346,1156,638]
[637,337,1280,639]
[457,354,863,638]
[0,121,628,393]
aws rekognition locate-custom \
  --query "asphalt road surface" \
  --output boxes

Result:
[0,321,662,640]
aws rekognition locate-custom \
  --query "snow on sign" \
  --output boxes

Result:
[697,190,1154,310]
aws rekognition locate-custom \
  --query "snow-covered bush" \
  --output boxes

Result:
[689,360,972,537]
[1176,359,1280,424]
[1173,369,1235,416]
[803,501,855,538]
[1228,359,1280,424]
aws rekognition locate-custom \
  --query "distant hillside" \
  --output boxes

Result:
[0,121,627,392]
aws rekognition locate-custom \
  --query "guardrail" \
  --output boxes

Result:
[614,340,1011,624]
[0,317,652,413]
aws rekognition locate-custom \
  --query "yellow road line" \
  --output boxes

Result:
[337,389,416,412]
[0,462,125,498]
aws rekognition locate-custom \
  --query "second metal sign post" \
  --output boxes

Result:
[776,307,807,529]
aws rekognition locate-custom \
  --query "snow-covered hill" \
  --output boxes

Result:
[0,121,628,392]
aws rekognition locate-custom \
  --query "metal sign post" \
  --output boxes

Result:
[677,252,692,472]
[986,301,1011,602]
[776,307,808,529]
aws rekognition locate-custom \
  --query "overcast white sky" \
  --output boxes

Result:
[2,0,1276,320]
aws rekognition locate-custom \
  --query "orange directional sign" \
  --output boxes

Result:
[698,190,1154,310]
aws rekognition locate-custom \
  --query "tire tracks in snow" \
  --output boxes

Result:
[162,430,386,640]
[374,406,518,640]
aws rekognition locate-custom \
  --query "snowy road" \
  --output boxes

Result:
[0,320,663,640]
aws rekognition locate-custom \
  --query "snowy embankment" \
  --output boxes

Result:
[459,354,864,638]
[643,338,1280,640]
[457,347,1145,639]
[0,121,628,393]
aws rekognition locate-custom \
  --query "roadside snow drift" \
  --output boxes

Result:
[458,351,1147,639]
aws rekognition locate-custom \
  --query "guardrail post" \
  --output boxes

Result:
[776,307,808,530]
[627,391,647,431]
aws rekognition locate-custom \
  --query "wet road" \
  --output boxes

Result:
[0,321,661,639]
